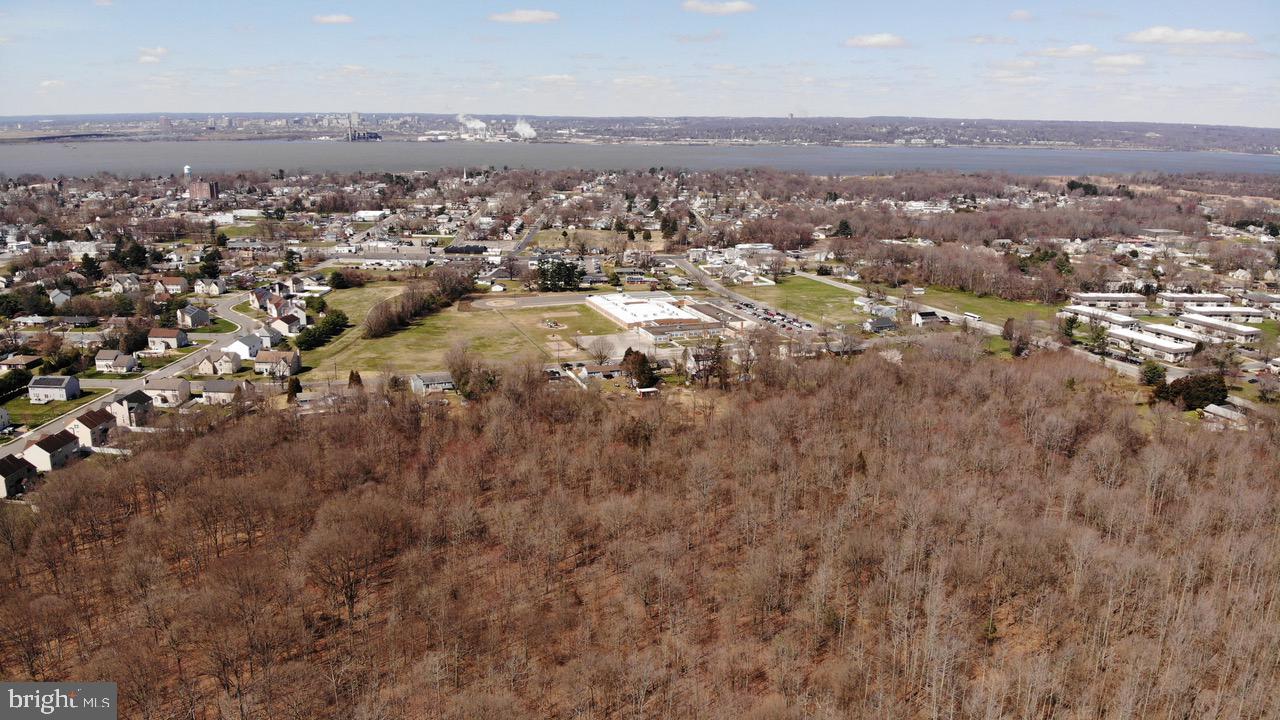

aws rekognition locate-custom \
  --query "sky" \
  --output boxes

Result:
[1,0,1277,127]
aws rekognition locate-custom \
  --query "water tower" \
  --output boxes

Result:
[183,165,192,180]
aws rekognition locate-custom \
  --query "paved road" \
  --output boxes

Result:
[0,292,256,456]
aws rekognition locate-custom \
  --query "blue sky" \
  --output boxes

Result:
[1,0,1277,126]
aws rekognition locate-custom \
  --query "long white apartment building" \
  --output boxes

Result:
[1059,305,1139,329]
[1142,323,1213,346]
[1175,313,1262,345]
[1105,326,1196,364]
[1179,305,1268,324]
[1066,292,1147,312]
[1157,292,1232,308]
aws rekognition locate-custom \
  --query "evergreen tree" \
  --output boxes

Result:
[79,254,104,281]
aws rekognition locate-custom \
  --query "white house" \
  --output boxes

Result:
[27,376,81,405]
[224,334,264,361]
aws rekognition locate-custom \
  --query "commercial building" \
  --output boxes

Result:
[587,292,701,328]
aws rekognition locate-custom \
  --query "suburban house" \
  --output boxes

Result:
[1203,403,1248,430]
[253,350,301,377]
[252,325,284,348]
[27,376,81,405]
[224,334,263,361]
[0,454,37,497]
[143,378,191,407]
[94,349,140,373]
[269,316,304,337]
[195,351,243,376]
[154,276,189,295]
[47,288,71,307]
[577,364,623,380]
[409,372,456,394]
[201,379,254,405]
[177,305,210,329]
[110,390,153,428]
[22,430,79,472]
[0,354,43,371]
[110,273,141,294]
[911,310,943,327]
[194,277,226,296]
[67,408,116,448]
[148,327,190,351]
[863,316,898,333]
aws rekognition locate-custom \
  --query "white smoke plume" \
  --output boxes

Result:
[513,119,537,139]
[456,113,486,131]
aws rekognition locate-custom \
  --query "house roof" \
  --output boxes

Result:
[1,354,42,366]
[116,389,153,405]
[255,350,297,363]
[202,380,242,394]
[178,305,206,316]
[33,430,77,453]
[0,454,35,477]
[76,408,115,429]
[149,327,184,338]
[147,378,189,392]
[413,372,455,384]
[95,349,121,360]
[29,376,75,389]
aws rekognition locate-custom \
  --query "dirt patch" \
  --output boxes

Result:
[545,341,576,354]
[541,311,579,319]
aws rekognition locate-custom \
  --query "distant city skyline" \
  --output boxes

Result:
[1,0,1277,127]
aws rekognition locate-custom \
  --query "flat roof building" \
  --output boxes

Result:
[587,292,699,328]
[1105,326,1196,364]
[1175,313,1261,344]
[1067,292,1147,311]
[1158,292,1232,308]
[1060,305,1139,329]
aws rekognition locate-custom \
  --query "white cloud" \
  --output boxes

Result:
[681,0,755,15]
[1092,54,1146,72]
[1123,26,1253,45]
[843,33,907,49]
[1008,9,1033,21]
[312,14,355,25]
[612,75,667,88]
[677,29,724,43]
[39,79,65,89]
[993,59,1039,70]
[532,74,576,85]
[968,34,1015,45]
[488,9,559,23]
[137,46,169,64]
[988,70,1045,86]
[1035,43,1098,58]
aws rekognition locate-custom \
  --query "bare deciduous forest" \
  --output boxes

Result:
[1,340,1278,719]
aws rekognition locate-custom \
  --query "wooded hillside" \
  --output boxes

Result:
[1,339,1277,719]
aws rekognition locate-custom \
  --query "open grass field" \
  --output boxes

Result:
[1135,315,1175,325]
[1257,319,1279,347]
[895,287,1062,325]
[736,276,867,327]
[4,388,107,429]
[301,284,619,378]
[218,224,259,238]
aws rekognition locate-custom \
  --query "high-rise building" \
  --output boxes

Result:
[349,112,361,128]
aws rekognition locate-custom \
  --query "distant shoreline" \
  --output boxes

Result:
[0,133,1274,157]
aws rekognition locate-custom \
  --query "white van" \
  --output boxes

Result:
[963,312,983,322]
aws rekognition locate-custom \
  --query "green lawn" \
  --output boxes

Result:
[1135,315,1174,325]
[79,370,138,380]
[893,287,1061,325]
[232,300,267,319]
[983,335,1013,357]
[1257,320,1279,347]
[301,284,618,379]
[4,389,107,429]
[188,317,239,334]
[736,276,868,327]
[218,224,259,238]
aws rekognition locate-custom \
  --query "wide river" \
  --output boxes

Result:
[1,140,1278,177]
